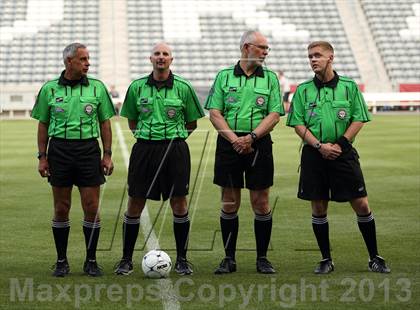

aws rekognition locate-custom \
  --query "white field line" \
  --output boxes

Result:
[115,122,180,310]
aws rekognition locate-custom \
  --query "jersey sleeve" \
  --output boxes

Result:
[286,86,306,127]
[204,71,224,111]
[97,82,116,122]
[350,83,371,123]
[120,82,139,120]
[268,72,285,115]
[31,84,51,123]
[183,82,205,123]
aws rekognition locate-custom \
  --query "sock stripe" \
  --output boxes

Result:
[52,220,70,228]
[357,213,374,223]
[124,214,140,225]
[220,210,238,220]
[254,211,272,222]
[312,215,328,225]
[173,215,189,223]
[83,220,101,228]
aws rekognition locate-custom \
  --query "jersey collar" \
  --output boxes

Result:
[313,71,339,89]
[146,71,174,89]
[233,61,264,78]
[58,70,89,87]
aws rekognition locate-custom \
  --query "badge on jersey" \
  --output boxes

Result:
[84,104,93,115]
[166,107,177,118]
[55,107,65,113]
[226,96,237,104]
[337,109,347,120]
[256,96,265,106]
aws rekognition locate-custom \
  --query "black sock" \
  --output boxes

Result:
[312,215,331,259]
[173,213,190,260]
[220,210,238,260]
[122,213,140,260]
[254,211,273,258]
[83,220,101,261]
[357,212,378,259]
[52,220,70,261]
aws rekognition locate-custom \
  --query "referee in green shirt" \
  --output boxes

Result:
[205,30,284,274]
[114,42,204,276]
[286,41,390,274]
[31,43,116,277]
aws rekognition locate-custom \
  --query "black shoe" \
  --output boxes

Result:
[52,259,70,277]
[174,257,193,275]
[369,255,391,273]
[114,258,134,275]
[83,259,103,277]
[256,257,276,274]
[314,258,334,274]
[214,257,237,274]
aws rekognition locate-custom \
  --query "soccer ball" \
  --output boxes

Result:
[141,250,172,278]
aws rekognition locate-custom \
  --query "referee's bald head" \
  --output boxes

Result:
[151,42,173,57]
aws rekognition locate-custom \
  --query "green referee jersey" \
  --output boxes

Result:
[286,72,371,143]
[31,71,116,139]
[204,62,284,132]
[120,71,205,140]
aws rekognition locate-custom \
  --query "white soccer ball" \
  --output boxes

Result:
[141,250,172,278]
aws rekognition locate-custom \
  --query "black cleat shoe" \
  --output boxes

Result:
[256,257,276,274]
[174,257,193,275]
[369,255,391,273]
[114,258,134,275]
[214,257,237,274]
[314,258,334,274]
[52,259,70,277]
[83,259,103,277]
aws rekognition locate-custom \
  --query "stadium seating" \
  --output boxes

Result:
[0,0,99,84]
[0,0,418,92]
[126,0,361,87]
[360,0,420,83]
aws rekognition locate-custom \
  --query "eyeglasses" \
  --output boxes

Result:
[247,43,271,52]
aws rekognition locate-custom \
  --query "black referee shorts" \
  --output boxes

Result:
[127,139,190,201]
[48,138,105,187]
[298,145,368,202]
[213,134,274,190]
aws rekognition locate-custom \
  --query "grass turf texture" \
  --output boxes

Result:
[0,115,419,309]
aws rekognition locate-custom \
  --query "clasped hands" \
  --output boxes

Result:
[231,135,254,155]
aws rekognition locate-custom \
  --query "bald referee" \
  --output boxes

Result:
[114,42,204,276]
[286,41,390,274]
[32,43,116,277]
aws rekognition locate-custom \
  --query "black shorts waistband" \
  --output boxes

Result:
[50,137,97,143]
[136,138,185,144]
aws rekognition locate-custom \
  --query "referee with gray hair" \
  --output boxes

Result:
[32,42,116,277]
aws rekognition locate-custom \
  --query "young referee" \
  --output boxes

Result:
[32,43,116,277]
[286,41,390,274]
[114,42,204,276]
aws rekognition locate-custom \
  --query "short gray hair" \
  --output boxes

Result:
[239,30,257,51]
[63,43,86,64]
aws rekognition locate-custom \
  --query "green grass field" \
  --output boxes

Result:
[0,115,419,309]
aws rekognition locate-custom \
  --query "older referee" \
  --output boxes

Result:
[114,42,204,276]
[32,43,116,277]
[287,41,390,274]
[205,30,284,274]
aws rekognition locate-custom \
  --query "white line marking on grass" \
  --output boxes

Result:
[115,122,180,310]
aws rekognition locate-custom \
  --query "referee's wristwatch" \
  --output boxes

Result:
[314,142,322,150]
[103,149,112,157]
[37,152,47,159]
[249,131,258,141]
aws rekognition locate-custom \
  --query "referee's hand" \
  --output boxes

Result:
[101,156,114,176]
[38,158,50,178]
